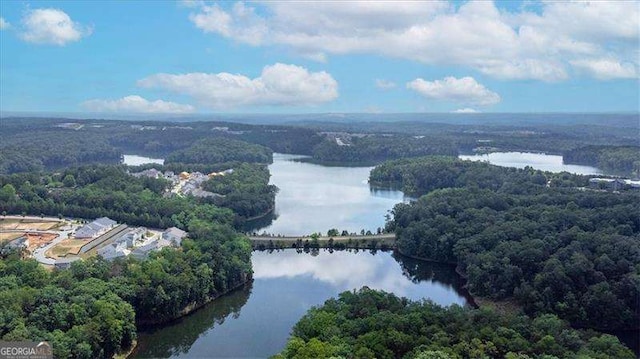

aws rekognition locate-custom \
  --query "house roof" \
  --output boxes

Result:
[75,217,116,238]
[164,227,187,239]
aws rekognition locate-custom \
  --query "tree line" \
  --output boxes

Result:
[373,156,639,332]
[563,145,640,176]
[275,287,634,359]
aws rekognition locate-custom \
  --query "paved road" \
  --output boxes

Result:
[0,216,78,265]
[31,228,76,265]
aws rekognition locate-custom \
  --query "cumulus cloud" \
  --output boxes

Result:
[138,63,338,109]
[82,95,195,114]
[375,79,396,90]
[452,108,480,113]
[407,77,500,106]
[186,1,639,81]
[0,17,10,30]
[20,8,91,45]
[570,59,638,80]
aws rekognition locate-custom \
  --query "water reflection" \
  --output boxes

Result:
[122,154,165,166]
[248,153,409,235]
[459,152,602,175]
[133,250,469,358]
[133,283,252,358]
[253,250,467,305]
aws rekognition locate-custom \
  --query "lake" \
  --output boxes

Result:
[459,151,602,175]
[133,154,468,358]
[247,153,409,236]
[132,250,470,358]
[122,154,165,166]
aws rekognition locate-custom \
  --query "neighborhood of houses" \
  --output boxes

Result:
[1,215,187,269]
[131,168,233,198]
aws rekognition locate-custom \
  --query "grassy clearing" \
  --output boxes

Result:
[0,232,25,244]
[0,218,60,231]
[47,239,86,258]
[0,219,21,230]
[474,296,524,316]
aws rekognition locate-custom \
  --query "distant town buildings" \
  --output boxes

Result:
[75,217,117,239]
[55,122,84,130]
[588,178,640,191]
[131,169,231,198]
[211,126,245,135]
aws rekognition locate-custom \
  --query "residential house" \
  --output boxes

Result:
[75,217,117,239]
[97,243,128,261]
[163,227,187,246]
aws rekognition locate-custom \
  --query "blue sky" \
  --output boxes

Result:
[0,0,638,114]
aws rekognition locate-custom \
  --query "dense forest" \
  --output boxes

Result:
[1,116,639,357]
[563,145,640,176]
[0,164,253,358]
[202,163,278,219]
[275,288,634,359]
[1,220,251,358]
[0,161,277,227]
[0,165,227,228]
[165,137,273,165]
[372,157,639,331]
[310,136,457,164]
[1,117,638,175]
[369,156,585,196]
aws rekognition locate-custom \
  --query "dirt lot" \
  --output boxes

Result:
[47,239,86,258]
[0,218,60,231]
[24,233,58,252]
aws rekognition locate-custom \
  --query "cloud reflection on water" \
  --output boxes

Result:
[252,250,467,306]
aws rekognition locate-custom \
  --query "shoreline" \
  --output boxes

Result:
[242,205,275,222]
[125,278,253,358]
[395,249,639,353]
[135,276,252,327]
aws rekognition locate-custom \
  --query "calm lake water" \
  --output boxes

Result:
[122,154,165,166]
[459,152,602,175]
[247,153,409,236]
[132,250,470,358]
[133,154,468,358]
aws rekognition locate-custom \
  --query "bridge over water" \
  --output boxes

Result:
[248,233,396,249]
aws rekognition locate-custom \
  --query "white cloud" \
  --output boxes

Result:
[375,79,396,90]
[20,8,91,45]
[452,108,480,113]
[0,17,10,30]
[178,0,205,8]
[570,59,638,80]
[189,2,267,46]
[138,63,338,109]
[186,1,639,81]
[407,76,501,106]
[82,95,195,114]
